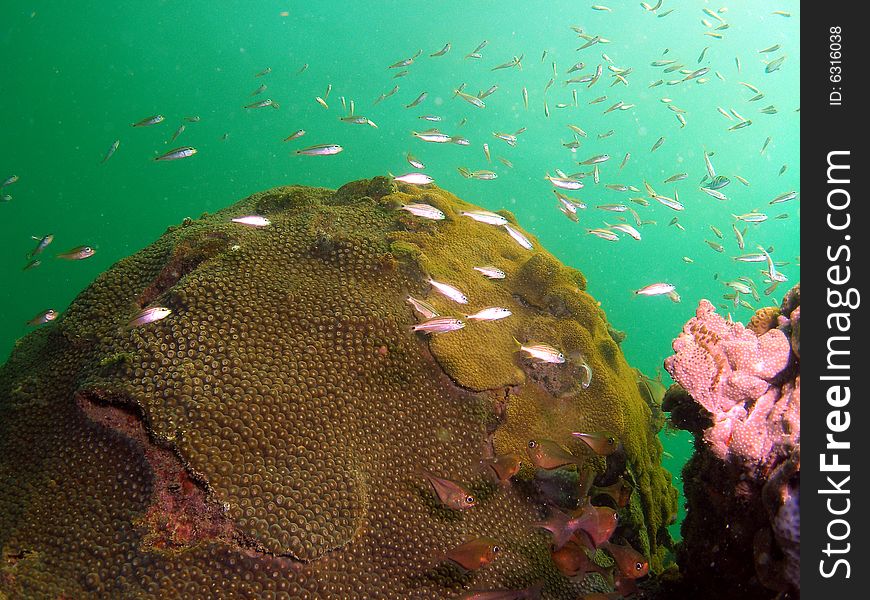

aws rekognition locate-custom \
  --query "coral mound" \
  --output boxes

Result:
[663,285,800,599]
[1,178,676,599]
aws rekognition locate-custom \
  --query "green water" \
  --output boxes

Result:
[0,1,799,539]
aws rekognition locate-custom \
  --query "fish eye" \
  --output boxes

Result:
[608,437,616,445]
[84,247,93,253]
[528,440,537,448]
[465,496,475,504]
[635,562,644,571]
[492,545,501,553]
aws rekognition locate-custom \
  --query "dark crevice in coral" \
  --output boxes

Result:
[137,232,233,308]
[75,389,286,561]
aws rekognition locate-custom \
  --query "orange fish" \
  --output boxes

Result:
[551,538,610,579]
[572,431,621,456]
[574,505,619,548]
[445,537,501,571]
[592,479,632,508]
[527,439,583,470]
[603,541,649,578]
[419,469,475,510]
[536,508,584,549]
[481,453,522,482]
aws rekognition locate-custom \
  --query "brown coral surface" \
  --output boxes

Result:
[1,179,676,599]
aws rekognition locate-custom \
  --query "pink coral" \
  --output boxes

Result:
[664,300,797,467]
[663,289,800,597]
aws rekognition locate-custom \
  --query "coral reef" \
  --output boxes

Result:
[662,285,800,599]
[0,178,676,599]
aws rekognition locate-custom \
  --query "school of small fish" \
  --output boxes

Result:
[5,3,798,329]
[0,6,800,599]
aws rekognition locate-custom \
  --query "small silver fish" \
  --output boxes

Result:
[700,187,727,201]
[411,317,465,334]
[406,92,428,109]
[406,153,425,169]
[295,144,343,156]
[168,124,186,143]
[461,210,508,226]
[132,114,164,127]
[473,266,506,279]
[284,129,306,142]
[466,307,512,321]
[101,140,120,164]
[57,245,96,260]
[28,309,58,326]
[546,175,583,190]
[413,129,452,143]
[407,296,440,319]
[635,283,675,297]
[515,340,565,363]
[127,307,172,329]
[428,278,468,304]
[503,224,533,249]
[610,223,641,240]
[579,154,609,165]
[28,234,54,258]
[587,228,619,241]
[154,146,197,161]
[732,212,768,223]
[393,173,435,186]
[770,191,797,205]
[399,202,444,219]
[431,43,451,57]
[231,215,271,227]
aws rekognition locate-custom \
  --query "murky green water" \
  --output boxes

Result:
[0,1,799,538]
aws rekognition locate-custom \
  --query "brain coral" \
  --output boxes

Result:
[0,178,676,599]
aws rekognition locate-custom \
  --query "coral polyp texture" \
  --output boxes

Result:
[663,285,800,599]
[0,178,676,599]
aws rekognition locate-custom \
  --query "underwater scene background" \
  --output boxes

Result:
[1,0,798,549]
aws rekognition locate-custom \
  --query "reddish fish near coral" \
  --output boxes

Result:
[536,508,585,549]
[480,453,521,482]
[592,478,632,507]
[418,469,475,510]
[445,537,501,571]
[574,504,619,548]
[551,538,610,579]
[603,541,650,578]
[572,431,621,456]
[527,439,582,470]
